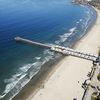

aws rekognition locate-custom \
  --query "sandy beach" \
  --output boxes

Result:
[23,8,100,100]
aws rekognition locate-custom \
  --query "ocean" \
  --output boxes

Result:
[0,0,96,99]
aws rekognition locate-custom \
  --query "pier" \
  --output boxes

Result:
[15,37,100,63]
[15,37,51,48]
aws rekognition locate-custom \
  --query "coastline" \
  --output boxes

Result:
[0,2,99,100]
[26,8,100,100]
[12,7,100,100]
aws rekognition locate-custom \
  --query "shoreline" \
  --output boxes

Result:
[27,8,100,100]
[11,7,100,100]
[12,55,66,100]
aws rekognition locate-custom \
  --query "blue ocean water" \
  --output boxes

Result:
[0,0,96,99]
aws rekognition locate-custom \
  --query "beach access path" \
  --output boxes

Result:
[27,8,100,100]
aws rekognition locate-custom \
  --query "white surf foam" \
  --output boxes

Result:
[76,21,79,24]
[2,73,26,98]
[55,27,77,44]
[1,61,43,99]
[69,27,76,33]
[79,19,82,22]
[43,49,54,63]
[82,10,91,31]
[43,49,54,56]
[35,56,41,60]
[20,64,32,73]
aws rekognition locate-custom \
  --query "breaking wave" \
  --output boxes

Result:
[55,27,77,44]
